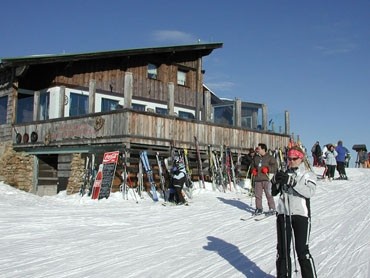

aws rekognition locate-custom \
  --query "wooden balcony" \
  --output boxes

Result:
[12,108,290,154]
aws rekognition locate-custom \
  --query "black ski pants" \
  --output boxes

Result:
[336,161,347,178]
[276,214,317,278]
[326,165,336,179]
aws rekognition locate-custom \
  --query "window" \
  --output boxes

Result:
[148,63,158,79]
[242,116,252,129]
[178,111,195,119]
[16,94,34,123]
[40,92,50,120]
[69,92,88,117]
[0,96,8,124]
[132,103,146,111]
[213,105,234,125]
[177,69,187,86]
[101,98,120,112]
[156,107,168,115]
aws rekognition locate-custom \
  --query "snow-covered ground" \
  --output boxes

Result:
[0,167,369,278]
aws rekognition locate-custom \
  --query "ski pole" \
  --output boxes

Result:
[282,188,290,277]
[127,174,138,203]
[286,186,299,276]
[250,175,254,206]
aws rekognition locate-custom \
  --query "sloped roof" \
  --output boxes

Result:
[0,42,223,68]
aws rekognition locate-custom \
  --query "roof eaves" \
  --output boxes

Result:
[1,42,223,68]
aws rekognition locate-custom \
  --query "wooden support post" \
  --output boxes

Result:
[124,72,133,109]
[167,82,175,116]
[89,79,96,113]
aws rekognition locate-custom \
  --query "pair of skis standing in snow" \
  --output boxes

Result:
[245,145,317,278]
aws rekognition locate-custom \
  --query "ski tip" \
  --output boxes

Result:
[240,216,253,221]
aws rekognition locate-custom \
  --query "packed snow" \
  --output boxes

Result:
[0,167,369,278]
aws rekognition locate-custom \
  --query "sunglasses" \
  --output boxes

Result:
[288,157,300,161]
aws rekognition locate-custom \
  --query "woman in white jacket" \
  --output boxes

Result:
[272,146,317,278]
[324,144,338,180]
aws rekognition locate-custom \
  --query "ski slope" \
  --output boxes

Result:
[0,167,369,278]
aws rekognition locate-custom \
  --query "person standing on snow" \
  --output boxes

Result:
[271,145,317,278]
[324,144,337,181]
[251,143,277,215]
[311,141,322,166]
[335,140,349,179]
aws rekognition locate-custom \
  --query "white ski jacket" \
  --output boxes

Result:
[273,163,316,218]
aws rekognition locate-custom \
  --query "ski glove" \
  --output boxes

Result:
[261,166,269,174]
[274,171,297,188]
[273,171,289,184]
[251,168,258,176]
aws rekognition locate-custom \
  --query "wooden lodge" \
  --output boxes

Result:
[0,43,290,196]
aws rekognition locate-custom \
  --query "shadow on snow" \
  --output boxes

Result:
[203,236,274,278]
[217,197,255,214]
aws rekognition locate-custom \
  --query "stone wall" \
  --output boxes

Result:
[66,153,85,195]
[0,143,34,192]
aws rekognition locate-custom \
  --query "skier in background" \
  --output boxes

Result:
[311,141,322,166]
[335,140,349,179]
[271,145,317,278]
[251,143,277,215]
[358,149,368,168]
[324,144,337,181]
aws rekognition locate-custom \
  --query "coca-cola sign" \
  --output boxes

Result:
[103,151,119,164]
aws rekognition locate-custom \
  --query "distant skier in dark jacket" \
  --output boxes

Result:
[311,141,322,166]
[271,146,317,278]
[335,140,349,179]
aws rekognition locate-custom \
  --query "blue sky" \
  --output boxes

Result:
[1,0,369,165]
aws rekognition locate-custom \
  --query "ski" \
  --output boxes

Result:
[120,148,129,200]
[182,148,194,199]
[224,146,232,191]
[254,213,275,221]
[140,151,159,202]
[156,152,167,201]
[219,144,228,191]
[137,159,144,198]
[80,155,91,196]
[91,164,103,200]
[80,154,96,197]
[162,202,177,207]
[120,147,138,203]
[228,147,238,191]
[87,153,96,196]
[240,215,256,221]
[235,150,242,188]
[212,150,224,192]
[207,145,217,191]
[194,136,205,189]
[240,212,275,221]
[278,148,287,171]
[162,201,189,207]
